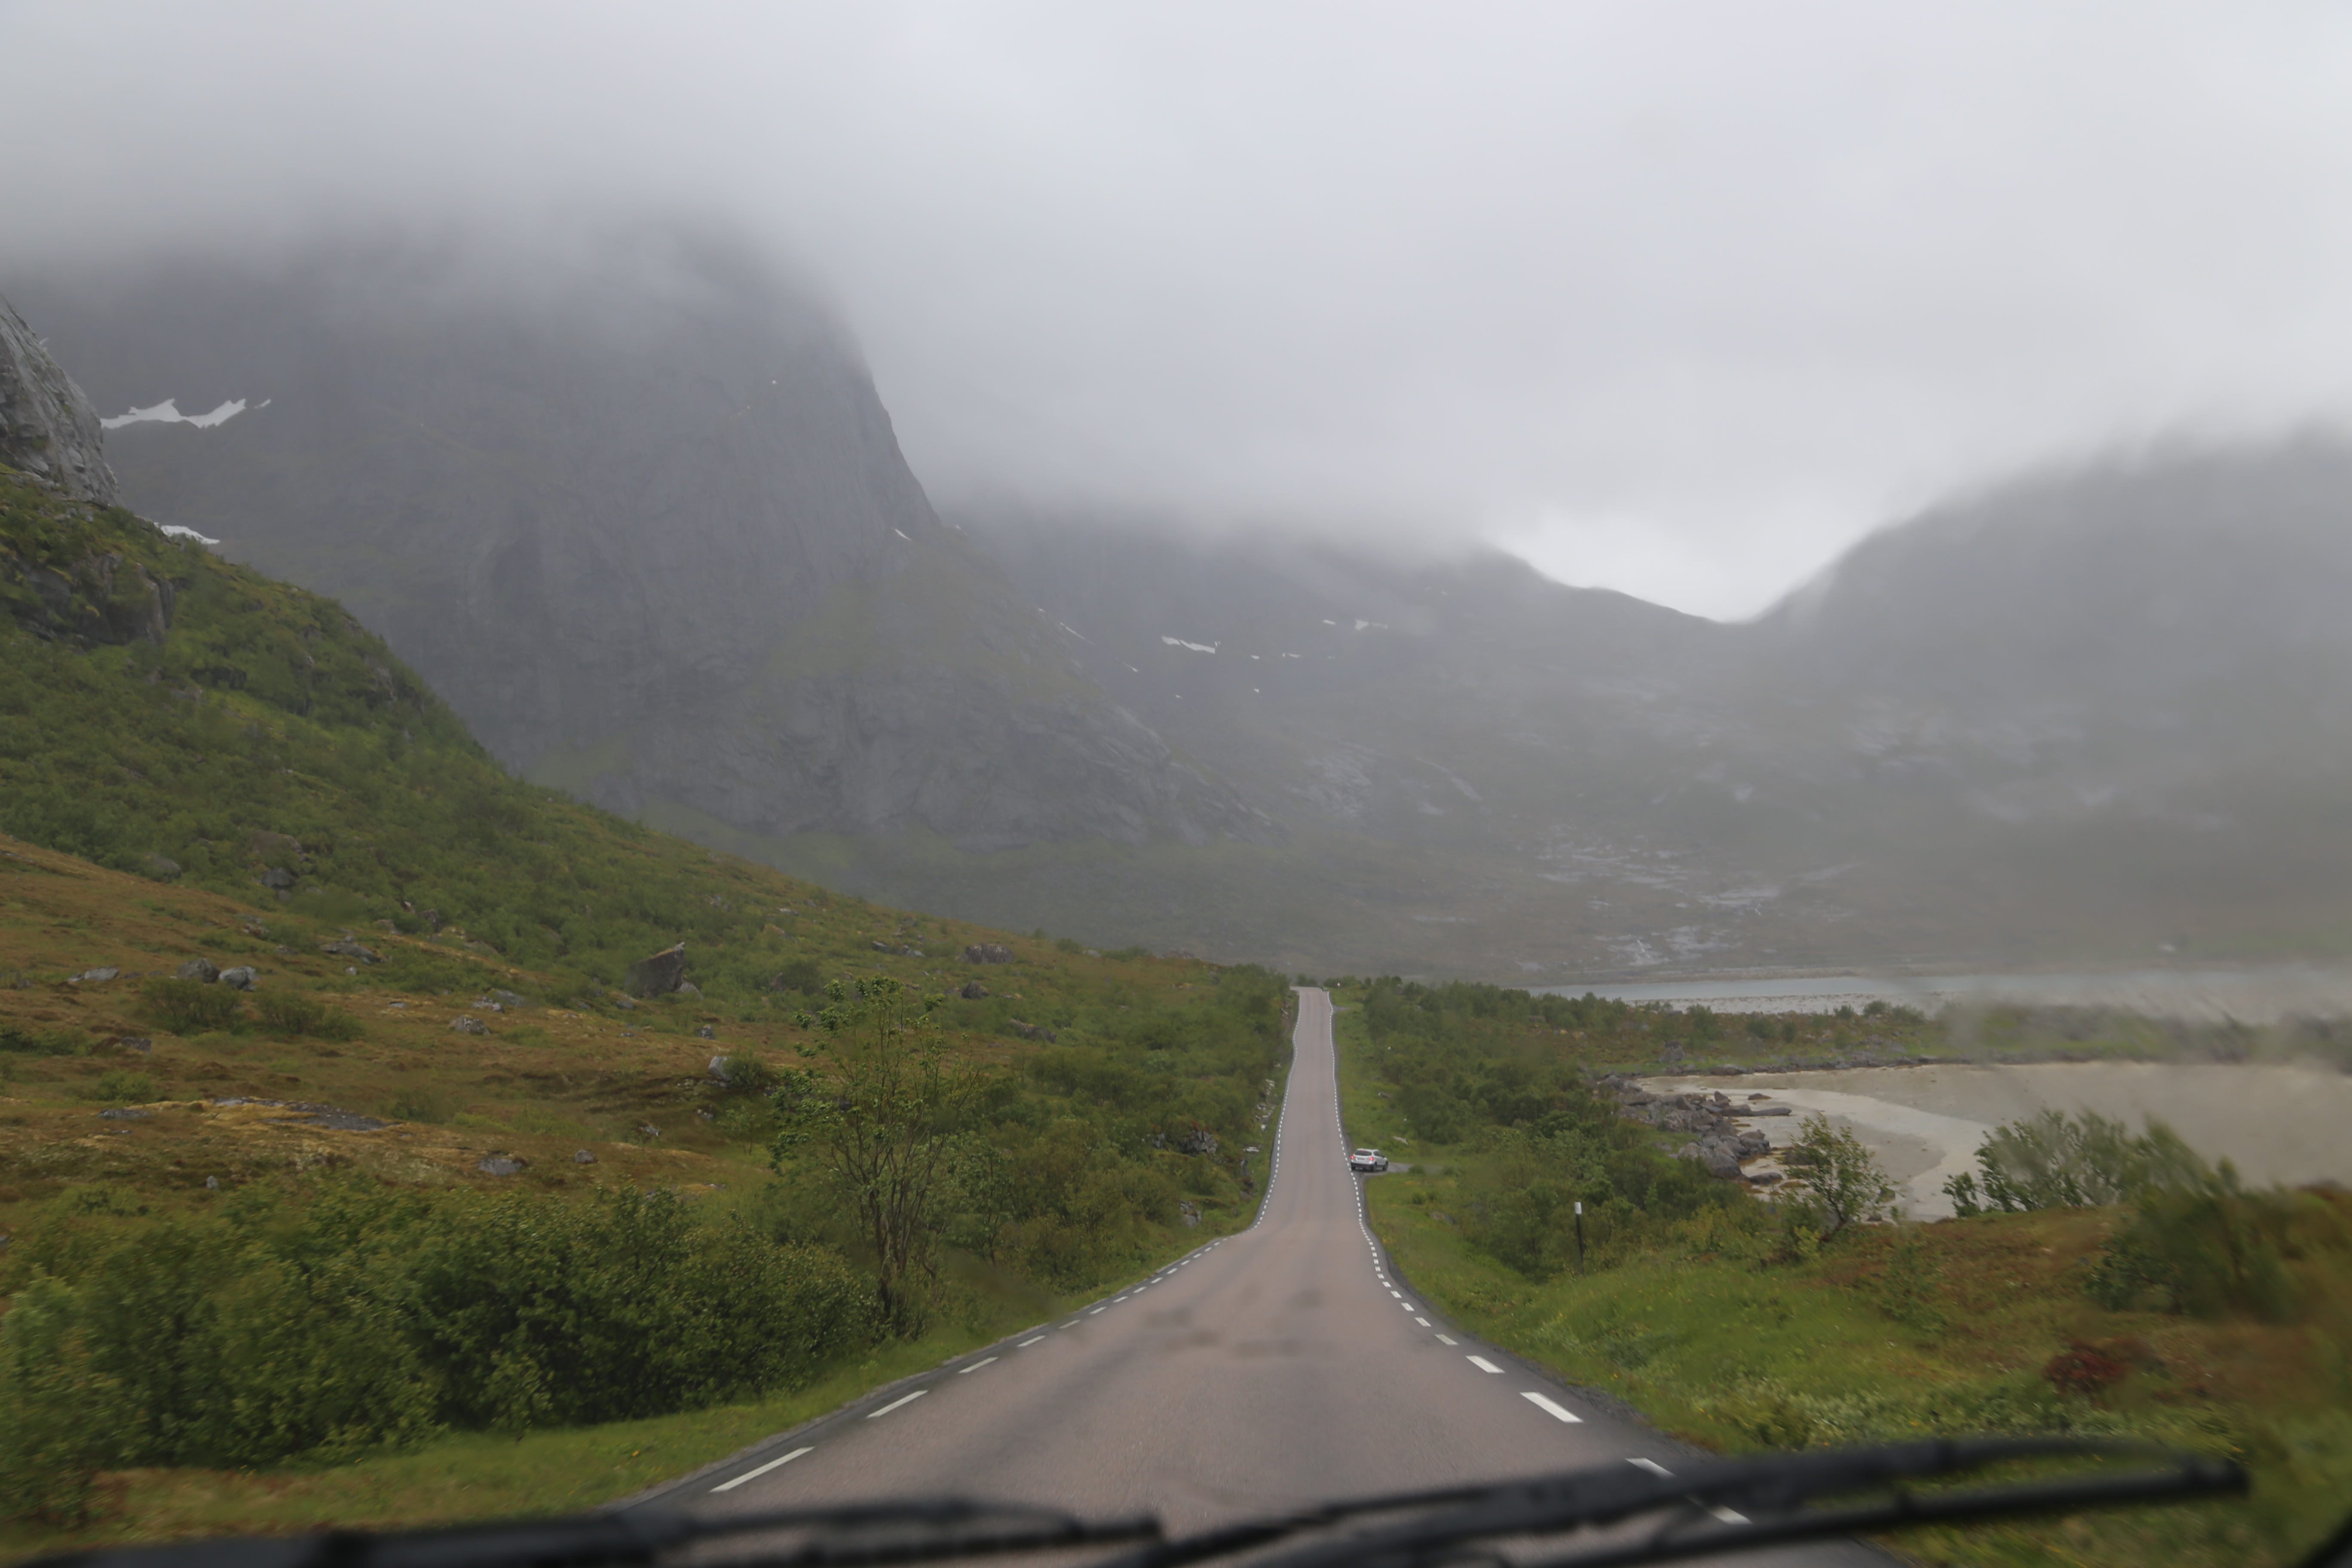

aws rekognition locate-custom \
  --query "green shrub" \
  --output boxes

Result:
[90,1069,157,1104]
[0,1275,135,1525]
[0,1025,82,1057]
[252,991,362,1041]
[142,978,243,1035]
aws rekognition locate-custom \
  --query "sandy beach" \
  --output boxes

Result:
[1642,1060,2352,1218]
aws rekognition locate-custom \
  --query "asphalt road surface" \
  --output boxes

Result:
[665,989,1884,1565]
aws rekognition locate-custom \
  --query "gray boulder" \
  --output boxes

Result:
[965,944,1014,965]
[450,1014,487,1034]
[958,981,989,1000]
[623,942,687,997]
[176,958,219,982]
[477,1155,526,1176]
[216,966,258,990]
[260,867,296,890]
[319,940,379,964]
[573,1149,597,1164]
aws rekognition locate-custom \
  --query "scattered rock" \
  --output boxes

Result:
[216,966,258,990]
[573,1149,597,1164]
[449,1015,487,1034]
[1744,1105,1793,1117]
[696,1023,715,1040]
[870,940,892,952]
[115,1037,153,1054]
[677,982,703,999]
[622,941,688,997]
[616,996,637,1011]
[1178,1125,1219,1156]
[98,1108,151,1120]
[636,1122,662,1139]
[74,967,119,983]
[965,943,1014,965]
[319,940,380,964]
[707,1055,730,1081]
[1177,1199,1201,1228]
[204,1175,220,1190]
[1749,1170,1785,1187]
[959,981,988,1000]
[260,867,297,890]
[490,989,527,1009]
[1006,1018,1058,1042]
[143,854,182,879]
[476,1156,527,1176]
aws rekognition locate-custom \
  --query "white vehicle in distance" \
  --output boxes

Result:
[1348,1147,1388,1173]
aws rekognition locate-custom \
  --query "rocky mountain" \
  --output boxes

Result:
[1,293,116,504]
[22,227,2352,977]
[969,440,2352,975]
[14,228,1262,879]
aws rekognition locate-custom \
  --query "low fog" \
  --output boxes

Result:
[9,1,2352,617]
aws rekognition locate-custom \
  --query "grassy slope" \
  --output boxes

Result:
[1326,986,2352,1568]
[0,464,1294,1552]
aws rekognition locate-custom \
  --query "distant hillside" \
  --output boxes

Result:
[971,441,2352,976]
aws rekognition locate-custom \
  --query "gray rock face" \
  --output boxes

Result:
[216,965,258,990]
[0,293,116,503]
[23,226,1259,866]
[176,958,219,982]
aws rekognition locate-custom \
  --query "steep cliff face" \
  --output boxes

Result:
[22,226,1260,860]
[0,292,116,504]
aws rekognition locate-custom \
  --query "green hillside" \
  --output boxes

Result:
[0,462,1292,1547]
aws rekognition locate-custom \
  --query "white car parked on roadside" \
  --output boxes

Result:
[1348,1147,1388,1173]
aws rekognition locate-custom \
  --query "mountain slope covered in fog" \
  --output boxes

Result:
[25,232,2352,976]
[18,228,1263,868]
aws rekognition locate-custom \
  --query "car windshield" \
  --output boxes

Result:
[5,10,2350,1568]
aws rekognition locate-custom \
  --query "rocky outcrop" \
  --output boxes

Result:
[623,942,688,997]
[0,292,116,503]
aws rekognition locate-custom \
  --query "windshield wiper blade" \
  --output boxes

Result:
[1114,1438,2244,1568]
[28,1499,1160,1568]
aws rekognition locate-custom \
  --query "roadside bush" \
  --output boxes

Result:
[0,1275,134,1525]
[1943,1109,2204,1215]
[89,1069,156,1104]
[253,990,362,1041]
[0,1176,876,1517]
[141,978,242,1035]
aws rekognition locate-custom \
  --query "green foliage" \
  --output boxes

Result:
[1944,1109,2207,1215]
[1874,1227,1947,1333]
[252,990,363,1041]
[1779,1115,1899,1238]
[89,1069,156,1103]
[0,1176,873,1511]
[141,977,244,1035]
[772,979,980,1333]
[2085,1172,2352,1322]
[0,1023,83,1057]
[0,1274,134,1524]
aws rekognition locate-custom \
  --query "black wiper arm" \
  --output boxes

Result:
[29,1499,1160,1568]
[1116,1438,2244,1568]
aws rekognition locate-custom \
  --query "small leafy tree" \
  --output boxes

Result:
[770,977,981,1334]
[1779,1114,1899,1239]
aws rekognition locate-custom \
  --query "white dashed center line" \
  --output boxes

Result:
[1018,1336,1045,1347]
[867,1390,927,1419]
[1415,1317,1430,1326]
[957,1357,998,1375]
[1090,1306,1108,1314]
[1467,1356,1503,1373]
[1522,1392,1582,1423]
[710,1446,811,1491]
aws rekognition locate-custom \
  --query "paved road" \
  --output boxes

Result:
[668,989,1881,1564]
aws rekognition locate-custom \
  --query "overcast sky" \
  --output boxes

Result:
[11,2,2352,617]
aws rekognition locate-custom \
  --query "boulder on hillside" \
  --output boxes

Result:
[217,966,258,990]
[965,944,1014,964]
[623,941,688,997]
[959,981,988,1000]
[176,958,219,982]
